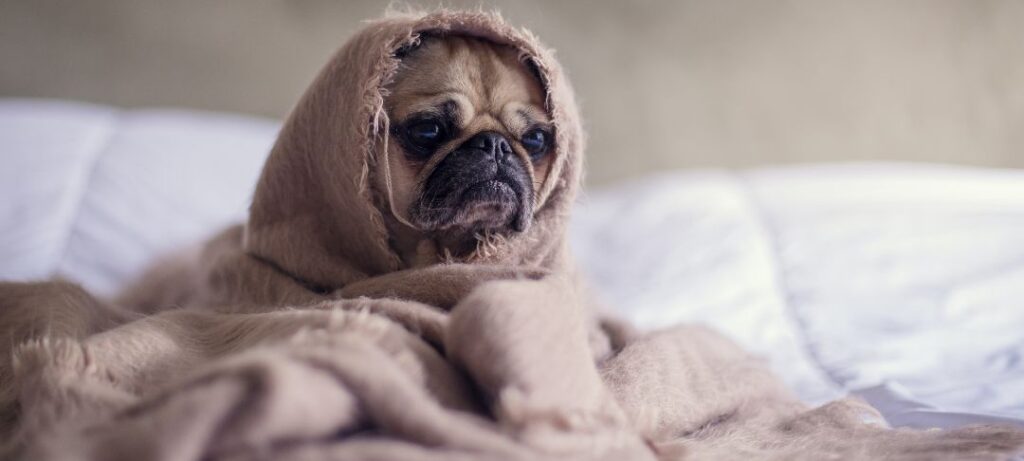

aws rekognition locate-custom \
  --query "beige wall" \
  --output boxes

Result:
[2,0,1022,184]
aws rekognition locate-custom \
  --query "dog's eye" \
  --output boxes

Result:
[407,120,444,147]
[521,129,550,159]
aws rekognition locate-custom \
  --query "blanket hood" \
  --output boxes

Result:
[244,10,585,290]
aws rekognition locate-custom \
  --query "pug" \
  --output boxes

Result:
[114,33,560,312]
[376,35,555,266]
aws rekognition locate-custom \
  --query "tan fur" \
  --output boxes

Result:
[0,9,1022,461]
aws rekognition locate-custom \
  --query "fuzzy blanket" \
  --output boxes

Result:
[1,10,1023,461]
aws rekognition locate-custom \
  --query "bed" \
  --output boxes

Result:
[2,98,1022,431]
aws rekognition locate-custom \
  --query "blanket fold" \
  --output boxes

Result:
[2,8,1022,461]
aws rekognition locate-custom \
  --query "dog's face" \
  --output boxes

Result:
[382,36,553,256]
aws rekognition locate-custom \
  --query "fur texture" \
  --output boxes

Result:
[0,9,1022,461]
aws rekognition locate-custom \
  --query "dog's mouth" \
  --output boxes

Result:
[453,179,520,229]
[461,179,516,206]
[410,148,534,236]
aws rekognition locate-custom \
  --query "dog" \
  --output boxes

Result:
[108,31,566,311]
[377,35,555,265]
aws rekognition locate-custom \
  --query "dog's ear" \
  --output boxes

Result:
[393,35,424,59]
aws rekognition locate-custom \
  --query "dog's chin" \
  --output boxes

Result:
[418,178,526,233]
[447,180,520,231]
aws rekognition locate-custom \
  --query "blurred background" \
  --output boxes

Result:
[2,0,1022,185]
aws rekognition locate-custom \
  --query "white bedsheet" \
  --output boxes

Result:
[2,99,1023,431]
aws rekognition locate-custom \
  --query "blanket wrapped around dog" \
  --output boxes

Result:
[2,10,1023,461]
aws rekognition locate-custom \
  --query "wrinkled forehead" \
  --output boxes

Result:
[386,35,548,123]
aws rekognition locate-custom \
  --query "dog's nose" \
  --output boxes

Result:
[465,131,512,160]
